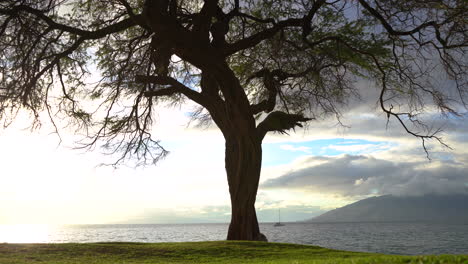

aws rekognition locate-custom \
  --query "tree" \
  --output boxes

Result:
[0,0,466,240]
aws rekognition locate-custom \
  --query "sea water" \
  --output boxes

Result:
[1,222,467,255]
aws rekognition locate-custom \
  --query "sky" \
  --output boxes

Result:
[0,0,466,228]
[1,85,467,226]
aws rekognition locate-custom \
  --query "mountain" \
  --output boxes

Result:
[308,194,468,223]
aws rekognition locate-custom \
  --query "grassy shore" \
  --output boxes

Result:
[0,241,466,264]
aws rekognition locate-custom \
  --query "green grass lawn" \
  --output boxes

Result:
[0,241,466,264]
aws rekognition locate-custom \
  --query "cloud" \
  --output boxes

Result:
[262,154,468,197]
[324,143,392,153]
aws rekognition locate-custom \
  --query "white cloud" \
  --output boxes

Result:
[354,178,364,186]
[325,143,391,153]
[262,154,468,197]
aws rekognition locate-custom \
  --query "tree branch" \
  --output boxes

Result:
[192,0,219,43]
[249,69,277,115]
[357,0,465,48]
[0,4,141,39]
[249,64,322,115]
[22,37,85,105]
[224,18,303,56]
[302,0,327,36]
[118,0,150,30]
[136,75,207,106]
[224,0,327,56]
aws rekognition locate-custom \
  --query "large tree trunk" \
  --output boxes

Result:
[199,63,267,241]
[225,134,267,241]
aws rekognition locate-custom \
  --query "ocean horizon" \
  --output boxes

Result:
[1,222,467,255]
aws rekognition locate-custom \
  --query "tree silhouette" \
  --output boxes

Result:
[0,0,466,240]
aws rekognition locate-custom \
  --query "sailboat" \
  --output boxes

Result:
[273,208,285,227]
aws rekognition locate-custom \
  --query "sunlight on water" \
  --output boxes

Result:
[0,224,51,243]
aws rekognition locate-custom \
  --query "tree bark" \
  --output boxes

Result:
[225,134,267,241]
[200,63,268,241]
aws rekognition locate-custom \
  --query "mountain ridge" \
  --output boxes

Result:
[308,194,468,223]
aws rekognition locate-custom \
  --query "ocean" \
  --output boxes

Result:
[1,222,467,255]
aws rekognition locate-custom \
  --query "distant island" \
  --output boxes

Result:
[308,194,468,223]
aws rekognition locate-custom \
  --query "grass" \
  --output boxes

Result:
[0,241,466,264]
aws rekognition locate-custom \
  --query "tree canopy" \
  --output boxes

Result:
[0,0,467,240]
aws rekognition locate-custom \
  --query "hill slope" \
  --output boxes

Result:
[308,194,468,223]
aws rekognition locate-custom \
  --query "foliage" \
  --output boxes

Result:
[1,0,466,163]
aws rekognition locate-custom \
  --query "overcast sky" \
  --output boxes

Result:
[1,80,467,225]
